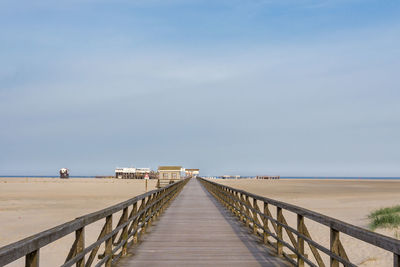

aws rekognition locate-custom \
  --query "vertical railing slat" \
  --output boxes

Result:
[252,198,258,234]
[330,228,340,267]
[277,207,283,256]
[1,179,189,267]
[263,202,269,244]
[121,207,129,256]
[76,227,85,267]
[297,215,304,267]
[105,215,112,267]
[25,249,39,267]
[245,195,250,228]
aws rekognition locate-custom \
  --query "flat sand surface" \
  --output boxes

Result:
[1,178,399,266]
[214,178,400,266]
[0,177,157,266]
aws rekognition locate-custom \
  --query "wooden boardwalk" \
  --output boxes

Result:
[118,179,290,267]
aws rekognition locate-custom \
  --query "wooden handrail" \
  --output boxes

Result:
[199,177,400,267]
[0,178,190,267]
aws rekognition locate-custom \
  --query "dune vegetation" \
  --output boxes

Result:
[368,205,400,230]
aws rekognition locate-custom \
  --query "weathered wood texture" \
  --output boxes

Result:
[0,179,189,267]
[199,178,400,267]
[118,179,290,267]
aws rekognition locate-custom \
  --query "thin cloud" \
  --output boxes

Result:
[0,0,399,176]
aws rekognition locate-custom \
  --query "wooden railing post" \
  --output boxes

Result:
[158,191,165,214]
[105,215,112,267]
[25,249,39,267]
[198,179,400,267]
[158,190,165,216]
[297,215,304,267]
[263,202,269,244]
[221,188,227,208]
[76,227,85,267]
[245,195,251,228]
[229,189,234,213]
[160,190,167,211]
[252,198,258,234]
[142,196,150,234]
[330,228,339,267]
[277,207,283,256]
[131,202,138,245]
[394,253,399,267]
[233,192,240,218]
[155,191,161,217]
[121,207,129,256]
[146,195,156,231]
[232,191,237,216]
[220,187,225,205]
[148,193,156,227]
[224,188,230,209]
[224,189,229,210]
[239,193,245,222]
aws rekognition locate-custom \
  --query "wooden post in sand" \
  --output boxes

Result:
[297,215,305,267]
[263,202,269,244]
[394,253,400,267]
[245,195,250,228]
[25,250,39,267]
[105,215,112,267]
[121,207,129,256]
[276,207,283,256]
[75,227,85,267]
[330,228,340,267]
[132,202,138,245]
[252,198,258,234]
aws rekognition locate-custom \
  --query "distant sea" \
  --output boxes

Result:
[207,176,400,180]
[0,175,97,178]
[1,176,400,180]
[281,176,400,180]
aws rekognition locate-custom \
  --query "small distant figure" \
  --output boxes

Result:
[60,168,69,179]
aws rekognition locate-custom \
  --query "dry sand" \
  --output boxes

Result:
[0,177,157,266]
[1,178,399,266]
[214,178,400,266]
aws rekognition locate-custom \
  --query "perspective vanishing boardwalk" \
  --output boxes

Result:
[118,178,290,267]
[2,178,399,266]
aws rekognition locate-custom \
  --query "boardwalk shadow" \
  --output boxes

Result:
[198,181,289,267]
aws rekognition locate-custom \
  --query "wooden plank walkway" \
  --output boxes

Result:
[117,179,290,267]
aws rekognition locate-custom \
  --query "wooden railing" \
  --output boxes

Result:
[199,178,400,267]
[0,178,189,267]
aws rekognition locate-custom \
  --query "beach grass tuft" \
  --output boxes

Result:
[368,205,400,230]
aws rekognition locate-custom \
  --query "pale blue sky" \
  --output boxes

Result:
[1,0,399,176]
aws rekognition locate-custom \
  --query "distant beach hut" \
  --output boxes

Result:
[115,168,136,179]
[115,167,154,179]
[59,168,69,179]
[157,166,183,188]
[158,166,183,180]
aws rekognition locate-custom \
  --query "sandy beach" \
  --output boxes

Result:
[0,177,157,266]
[214,178,400,266]
[1,178,399,266]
